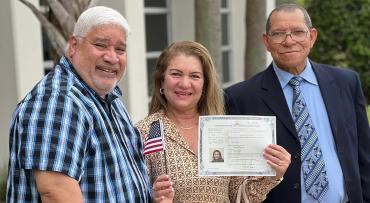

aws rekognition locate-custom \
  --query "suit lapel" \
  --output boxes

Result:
[260,65,298,139]
[311,62,340,138]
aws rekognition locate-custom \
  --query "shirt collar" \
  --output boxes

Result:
[59,56,122,103]
[272,58,318,88]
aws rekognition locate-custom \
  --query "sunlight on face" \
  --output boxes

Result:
[68,24,127,97]
[161,54,204,113]
[263,9,317,74]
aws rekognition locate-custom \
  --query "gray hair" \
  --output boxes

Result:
[266,4,312,33]
[73,6,130,38]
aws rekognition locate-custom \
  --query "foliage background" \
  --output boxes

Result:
[306,0,370,103]
[0,170,5,202]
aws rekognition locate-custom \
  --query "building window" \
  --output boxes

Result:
[220,0,232,84]
[144,0,171,96]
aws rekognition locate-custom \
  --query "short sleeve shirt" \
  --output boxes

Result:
[7,56,151,203]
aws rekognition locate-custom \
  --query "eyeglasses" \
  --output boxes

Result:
[268,30,309,43]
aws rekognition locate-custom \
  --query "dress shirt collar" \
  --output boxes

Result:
[272,58,318,89]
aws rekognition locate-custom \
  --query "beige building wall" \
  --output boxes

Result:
[0,0,43,168]
[0,0,275,174]
[230,0,247,84]
[171,0,195,41]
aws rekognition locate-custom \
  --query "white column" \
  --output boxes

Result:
[171,0,195,41]
[230,0,246,83]
[123,0,149,123]
[265,0,276,66]
[101,0,149,123]
[0,0,43,167]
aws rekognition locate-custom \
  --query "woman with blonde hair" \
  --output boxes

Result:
[136,41,291,203]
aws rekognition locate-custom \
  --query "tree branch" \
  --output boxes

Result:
[60,0,80,19]
[19,0,67,57]
[46,0,75,38]
[87,0,100,8]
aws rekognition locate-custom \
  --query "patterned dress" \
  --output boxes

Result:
[136,110,282,203]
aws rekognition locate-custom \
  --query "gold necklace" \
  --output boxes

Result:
[179,125,195,130]
[166,111,198,130]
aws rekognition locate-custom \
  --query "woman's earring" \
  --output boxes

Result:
[160,88,164,94]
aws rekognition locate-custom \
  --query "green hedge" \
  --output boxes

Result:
[0,177,5,202]
[306,0,370,103]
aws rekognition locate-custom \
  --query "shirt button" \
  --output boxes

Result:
[293,183,300,189]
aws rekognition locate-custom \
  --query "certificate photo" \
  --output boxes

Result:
[198,115,276,176]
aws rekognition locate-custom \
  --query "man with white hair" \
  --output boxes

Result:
[7,6,153,202]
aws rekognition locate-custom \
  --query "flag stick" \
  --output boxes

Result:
[164,149,168,175]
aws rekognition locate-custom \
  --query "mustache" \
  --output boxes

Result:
[96,63,119,71]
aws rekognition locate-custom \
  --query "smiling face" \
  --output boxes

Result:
[68,24,127,97]
[161,54,204,114]
[213,151,221,160]
[262,9,317,74]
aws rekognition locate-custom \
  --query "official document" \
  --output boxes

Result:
[198,115,276,176]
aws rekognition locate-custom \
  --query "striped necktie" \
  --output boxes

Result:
[289,76,329,201]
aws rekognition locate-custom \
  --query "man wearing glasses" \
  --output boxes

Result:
[225,4,370,203]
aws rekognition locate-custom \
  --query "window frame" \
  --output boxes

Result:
[220,0,233,86]
[144,1,172,96]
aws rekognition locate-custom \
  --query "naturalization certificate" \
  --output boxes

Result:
[198,115,276,176]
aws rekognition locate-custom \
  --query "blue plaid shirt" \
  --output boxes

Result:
[7,56,152,203]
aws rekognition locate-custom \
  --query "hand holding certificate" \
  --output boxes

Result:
[199,115,282,176]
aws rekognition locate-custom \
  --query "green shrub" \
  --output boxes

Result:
[0,176,5,202]
[306,0,370,103]
[367,106,370,122]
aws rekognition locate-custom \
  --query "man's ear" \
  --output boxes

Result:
[308,28,318,49]
[262,33,271,52]
[67,36,78,58]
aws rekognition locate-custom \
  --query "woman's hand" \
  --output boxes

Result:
[153,175,174,203]
[263,144,291,181]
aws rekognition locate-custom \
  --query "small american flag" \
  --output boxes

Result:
[143,120,165,155]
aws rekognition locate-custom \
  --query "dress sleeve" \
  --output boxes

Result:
[15,91,89,180]
[135,119,153,182]
[229,176,282,203]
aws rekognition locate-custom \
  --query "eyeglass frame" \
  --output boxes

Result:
[267,29,310,44]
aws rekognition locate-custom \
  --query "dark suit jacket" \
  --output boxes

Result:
[224,62,370,203]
